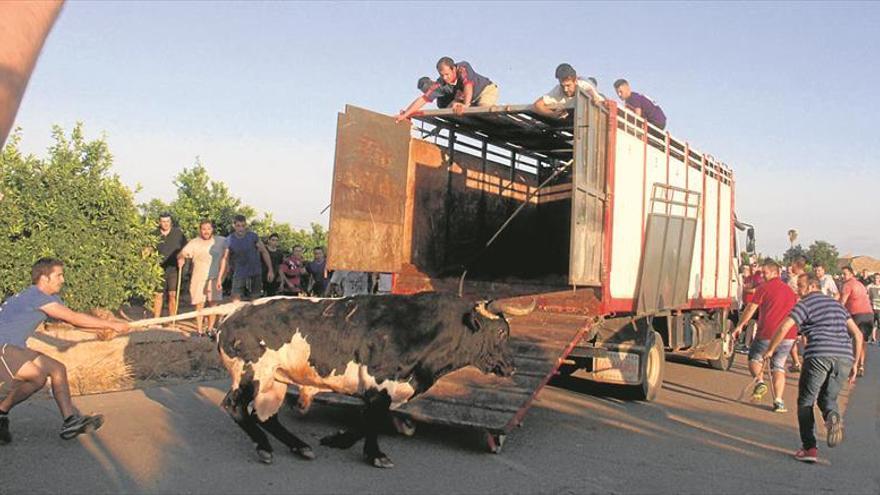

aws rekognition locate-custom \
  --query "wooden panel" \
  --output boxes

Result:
[328,105,411,273]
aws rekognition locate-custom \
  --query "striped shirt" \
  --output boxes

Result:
[789,292,855,360]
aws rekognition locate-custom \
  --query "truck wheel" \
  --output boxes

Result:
[635,330,665,401]
[707,331,735,371]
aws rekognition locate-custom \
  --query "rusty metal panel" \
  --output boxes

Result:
[328,105,411,273]
[569,90,607,286]
[637,213,698,313]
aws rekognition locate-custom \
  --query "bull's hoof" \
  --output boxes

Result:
[320,429,361,449]
[256,449,274,465]
[367,454,394,469]
[292,446,316,460]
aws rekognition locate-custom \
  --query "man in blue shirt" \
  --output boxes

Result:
[763,272,862,464]
[613,79,667,130]
[217,215,275,302]
[397,57,499,122]
[0,258,129,445]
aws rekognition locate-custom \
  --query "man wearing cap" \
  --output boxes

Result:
[613,79,667,129]
[533,63,604,119]
[396,57,498,122]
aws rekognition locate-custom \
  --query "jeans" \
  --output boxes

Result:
[797,356,853,449]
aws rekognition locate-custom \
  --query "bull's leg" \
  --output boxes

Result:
[319,428,364,449]
[258,414,316,460]
[222,387,274,464]
[362,389,394,469]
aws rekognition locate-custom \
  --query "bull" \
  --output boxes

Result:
[216,291,534,468]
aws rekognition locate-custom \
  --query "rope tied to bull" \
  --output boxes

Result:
[458,158,574,297]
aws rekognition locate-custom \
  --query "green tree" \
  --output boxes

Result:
[0,125,160,310]
[783,244,808,265]
[807,240,840,275]
[141,160,255,238]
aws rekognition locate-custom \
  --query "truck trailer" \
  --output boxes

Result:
[319,90,754,452]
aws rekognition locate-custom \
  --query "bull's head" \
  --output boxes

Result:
[463,299,536,377]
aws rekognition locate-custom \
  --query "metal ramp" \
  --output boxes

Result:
[288,309,591,450]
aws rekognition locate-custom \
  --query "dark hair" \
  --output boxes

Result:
[761,258,780,273]
[292,244,304,250]
[613,79,629,90]
[417,76,433,92]
[586,77,598,87]
[436,57,455,71]
[159,212,172,220]
[791,257,807,270]
[233,214,247,223]
[801,272,820,289]
[199,219,213,227]
[555,63,576,80]
[268,233,279,240]
[842,265,854,275]
[32,257,64,284]
[313,246,325,252]
[813,263,825,270]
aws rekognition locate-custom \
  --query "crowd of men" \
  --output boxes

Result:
[153,213,391,337]
[396,58,667,130]
[732,257,875,463]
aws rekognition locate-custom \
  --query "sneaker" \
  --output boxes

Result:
[794,447,818,463]
[752,382,768,402]
[857,366,865,377]
[0,416,10,445]
[772,400,788,413]
[826,411,843,448]
[59,414,104,440]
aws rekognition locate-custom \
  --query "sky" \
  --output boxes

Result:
[11,1,880,258]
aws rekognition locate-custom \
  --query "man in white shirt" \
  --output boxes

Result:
[533,63,604,119]
[815,264,840,301]
[177,220,227,336]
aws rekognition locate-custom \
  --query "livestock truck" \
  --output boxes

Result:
[322,90,755,452]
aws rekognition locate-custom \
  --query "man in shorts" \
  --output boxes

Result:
[177,220,227,337]
[217,215,274,302]
[1,258,129,444]
[731,259,799,412]
[153,213,187,317]
[839,265,872,376]
[762,272,862,463]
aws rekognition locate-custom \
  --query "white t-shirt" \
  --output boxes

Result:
[819,274,839,297]
[542,79,604,106]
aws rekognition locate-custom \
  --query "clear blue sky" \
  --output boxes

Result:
[12,1,880,258]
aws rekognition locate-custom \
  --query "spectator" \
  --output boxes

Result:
[262,233,285,297]
[737,264,765,351]
[868,273,880,343]
[814,264,840,300]
[177,220,227,337]
[858,269,871,286]
[153,213,187,318]
[397,57,498,122]
[280,246,307,296]
[786,257,808,372]
[839,265,872,376]
[0,258,129,444]
[306,247,329,297]
[613,79,667,129]
[533,63,604,119]
[731,259,799,413]
[217,215,274,302]
[763,272,862,463]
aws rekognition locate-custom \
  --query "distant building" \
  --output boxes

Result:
[837,255,880,274]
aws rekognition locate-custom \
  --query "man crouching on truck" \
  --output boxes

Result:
[533,63,604,119]
[396,57,498,122]
[0,258,130,445]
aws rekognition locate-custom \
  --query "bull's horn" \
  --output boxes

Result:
[474,302,500,320]
[487,298,537,317]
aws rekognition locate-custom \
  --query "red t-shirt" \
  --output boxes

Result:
[842,278,872,315]
[743,272,765,305]
[753,277,799,340]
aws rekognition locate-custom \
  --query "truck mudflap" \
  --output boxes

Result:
[287,308,592,448]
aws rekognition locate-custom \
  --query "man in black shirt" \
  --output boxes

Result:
[153,213,187,317]
[262,233,284,296]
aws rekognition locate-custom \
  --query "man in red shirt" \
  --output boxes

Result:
[732,259,799,412]
[840,265,872,376]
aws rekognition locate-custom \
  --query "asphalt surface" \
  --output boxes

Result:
[2,347,878,494]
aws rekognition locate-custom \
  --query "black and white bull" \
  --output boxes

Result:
[216,291,534,468]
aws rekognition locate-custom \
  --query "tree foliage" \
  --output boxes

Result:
[0,125,160,310]
[782,244,808,265]
[806,240,840,275]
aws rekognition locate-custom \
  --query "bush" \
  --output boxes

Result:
[0,125,160,310]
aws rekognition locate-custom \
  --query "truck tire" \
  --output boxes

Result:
[707,330,735,371]
[635,330,665,401]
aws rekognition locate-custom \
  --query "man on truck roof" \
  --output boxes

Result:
[613,78,667,130]
[533,63,604,119]
[396,57,499,122]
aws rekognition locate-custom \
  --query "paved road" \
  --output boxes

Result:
[3,348,878,494]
